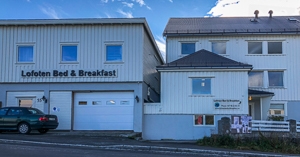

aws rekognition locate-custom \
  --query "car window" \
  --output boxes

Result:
[7,109,24,116]
[0,108,8,116]
[28,108,44,114]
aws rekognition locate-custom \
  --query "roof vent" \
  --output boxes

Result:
[250,18,258,22]
[268,10,273,18]
[288,17,298,21]
[254,10,259,18]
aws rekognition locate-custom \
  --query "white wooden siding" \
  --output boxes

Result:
[143,31,162,93]
[49,91,72,130]
[6,91,44,112]
[166,35,300,101]
[0,24,144,83]
[145,71,249,114]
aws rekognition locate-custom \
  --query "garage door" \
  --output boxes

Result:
[74,92,134,130]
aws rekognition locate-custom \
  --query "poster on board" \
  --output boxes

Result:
[231,115,252,133]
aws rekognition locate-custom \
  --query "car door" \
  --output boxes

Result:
[0,108,9,129]
[2,108,24,129]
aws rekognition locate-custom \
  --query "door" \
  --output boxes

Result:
[0,108,9,129]
[74,92,134,130]
[2,108,25,129]
[249,102,255,119]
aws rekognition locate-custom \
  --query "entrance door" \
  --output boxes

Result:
[249,102,255,119]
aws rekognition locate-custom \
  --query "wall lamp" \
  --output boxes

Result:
[135,95,139,103]
[42,96,48,103]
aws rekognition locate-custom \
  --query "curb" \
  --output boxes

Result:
[0,139,297,157]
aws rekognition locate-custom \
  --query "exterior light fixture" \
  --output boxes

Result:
[41,96,48,103]
[135,95,139,103]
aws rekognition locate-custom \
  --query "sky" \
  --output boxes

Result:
[1,0,300,59]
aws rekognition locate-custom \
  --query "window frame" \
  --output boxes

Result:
[194,115,215,126]
[248,71,264,87]
[211,41,227,54]
[60,44,78,63]
[268,41,282,54]
[268,71,284,88]
[192,77,212,95]
[16,44,35,63]
[269,103,285,116]
[181,42,196,55]
[105,42,123,63]
[248,41,263,54]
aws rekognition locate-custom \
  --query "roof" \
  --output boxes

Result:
[248,89,274,97]
[0,18,148,26]
[157,49,252,71]
[0,18,165,64]
[163,16,300,36]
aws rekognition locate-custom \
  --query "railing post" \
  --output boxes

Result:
[287,119,296,136]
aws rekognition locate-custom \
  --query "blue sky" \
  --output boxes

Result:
[1,0,299,58]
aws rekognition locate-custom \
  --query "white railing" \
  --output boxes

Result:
[297,122,300,133]
[251,120,290,132]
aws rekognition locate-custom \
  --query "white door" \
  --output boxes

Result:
[73,92,134,130]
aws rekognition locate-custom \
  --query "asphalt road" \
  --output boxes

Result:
[0,131,297,157]
[0,139,226,157]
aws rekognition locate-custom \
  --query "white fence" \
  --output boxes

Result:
[251,120,290,132]
[297,122,300,133]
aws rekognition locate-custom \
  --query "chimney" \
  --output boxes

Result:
[254,10,259,18]
[269,10,273,18]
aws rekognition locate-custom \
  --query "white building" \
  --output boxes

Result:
[0,18,164,132]
[144,14,300,140]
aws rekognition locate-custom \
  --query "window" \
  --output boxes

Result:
[212,42,226,54]
[192,78,211,95]
[181,43,195,55]
[0,108,8,116]
[92,101,102,105]
[19,99,33,107]
[194,115,214,125]
[248,42,262,54]
[268,42,282,54]
[18,46,33,62]
[106,45,122,62]
[269,104,284,115]
[106,100,116,105]
[248,71,263,87]
[78,101,87,105]
[61,45,77,62]
[268,71,283,87]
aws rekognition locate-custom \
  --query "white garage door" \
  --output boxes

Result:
[74,92,134,130]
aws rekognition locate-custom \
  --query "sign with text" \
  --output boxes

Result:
[214,99,241,109]
[21,69,117,78]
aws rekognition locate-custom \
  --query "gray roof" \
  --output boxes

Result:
[157,49,252,70]
[249,89,274,97]
[163,16,300,36]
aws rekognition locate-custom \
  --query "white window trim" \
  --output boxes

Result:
[16,43,36,64]
[246,40,285,56]
[190,77,214,96]
[60,43,79,64]
[179,41,197,56]
[210,40,228,55]
[269,101,287,117]
[104,41,124,64]
[193,115,215,126]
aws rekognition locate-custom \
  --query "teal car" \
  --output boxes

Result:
[0,107,59,134]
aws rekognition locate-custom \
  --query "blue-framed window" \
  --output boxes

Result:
[106,45,122,62]
[61,45,77,62]
[181,43,195,55]
[192,78,211,95]
[18,46,33,62]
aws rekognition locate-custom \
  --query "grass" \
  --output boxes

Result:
[196,132,300,154]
